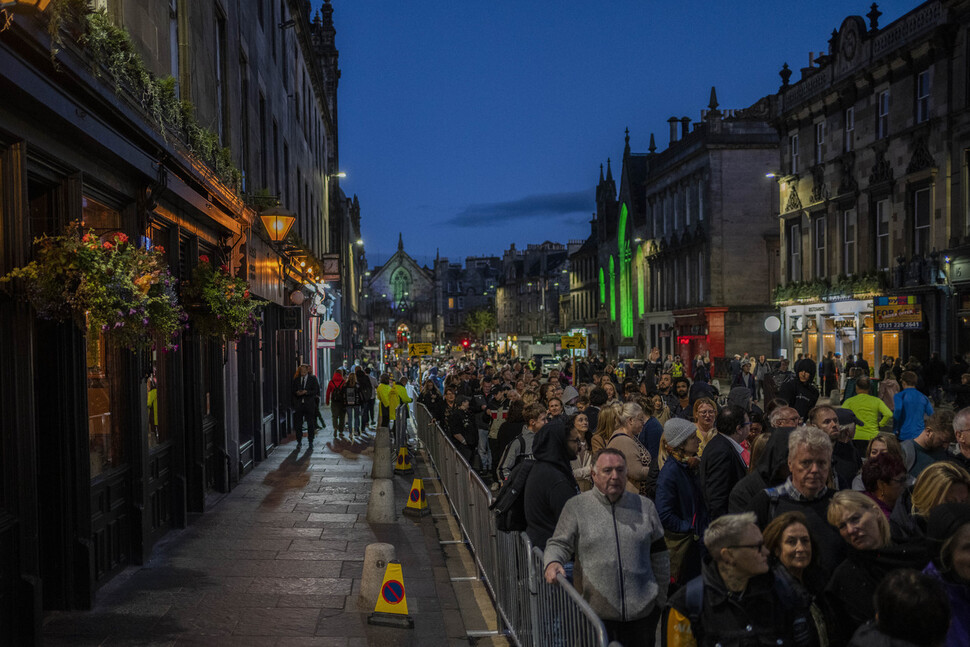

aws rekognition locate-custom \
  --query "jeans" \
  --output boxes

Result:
[477,427,491,471]
[346,405,361,433]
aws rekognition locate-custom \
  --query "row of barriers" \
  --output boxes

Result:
[413,403,615,647]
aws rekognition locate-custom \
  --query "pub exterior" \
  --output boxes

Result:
[0,1,345,642]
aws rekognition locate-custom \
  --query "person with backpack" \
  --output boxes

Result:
[325,368,347,437]
[524,419,581,550]
[544,448,670,647]
[355,365,375,430]
[497,403,547,481]
[662,512,815,647]
[343,371,362,441]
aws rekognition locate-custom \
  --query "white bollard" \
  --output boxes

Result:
[371,426,393,479]
[365,478,396,524]
[357,542,397,610]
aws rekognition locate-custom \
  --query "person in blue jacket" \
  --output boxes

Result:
[656,418,708,586]
[893,370,934,441]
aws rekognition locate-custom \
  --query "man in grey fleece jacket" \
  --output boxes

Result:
[543,447,670,647]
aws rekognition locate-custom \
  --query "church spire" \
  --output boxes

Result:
[398,232,404,252]
[648,133,657,154]
[708,86,719,111]
[605,158,613,183]
[599,163,604,183]
[624,128,631,156]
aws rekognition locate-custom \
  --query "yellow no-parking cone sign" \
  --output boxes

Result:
[367,561,414,628]
[402,478,429,517]
[394,446,413,474]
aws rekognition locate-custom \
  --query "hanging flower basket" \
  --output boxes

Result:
[181,255,260,340]
[0,222,185,350]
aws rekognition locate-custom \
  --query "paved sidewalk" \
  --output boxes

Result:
[42,412,476,646]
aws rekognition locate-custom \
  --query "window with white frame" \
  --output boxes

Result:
[913,188,931,257]
[876,199,891,271]
[917,70,931,123]
[844,107,854,152]
[789,222,802,282]
[790,134,800,174]
[877,90,890,139]
[842,209,857,275]
[814,216,827,279]
[815,122,825,164]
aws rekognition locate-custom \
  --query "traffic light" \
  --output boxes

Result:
[461,339,470,349]
[385,342,392,349]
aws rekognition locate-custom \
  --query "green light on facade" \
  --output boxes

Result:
[599,267,606,304]
[636,245,645,318]
[609,255,616,322]
[617,203,633,338]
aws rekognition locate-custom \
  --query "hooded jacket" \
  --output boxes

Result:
[729,427,794,513]
[523,420,580,549]
[779,360,820,420]
[324,370,344,406]
[923,561,970,647]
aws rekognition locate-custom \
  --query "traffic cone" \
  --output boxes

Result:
[394,446,413,475]
[402,478,429,517]
[367,561,414,628]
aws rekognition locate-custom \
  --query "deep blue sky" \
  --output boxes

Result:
[326,0,917,269]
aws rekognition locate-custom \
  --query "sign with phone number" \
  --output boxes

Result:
[873,296,922,330]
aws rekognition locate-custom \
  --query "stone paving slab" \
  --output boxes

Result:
[41,412,483,645]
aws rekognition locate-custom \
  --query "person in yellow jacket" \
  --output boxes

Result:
[376,373,397,427]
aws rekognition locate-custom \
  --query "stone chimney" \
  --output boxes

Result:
[668,117,679,145]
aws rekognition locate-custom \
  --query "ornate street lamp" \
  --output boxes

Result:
[259,206,296,242]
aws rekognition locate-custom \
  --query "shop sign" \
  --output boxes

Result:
[874,296,923,331]
[806,304,828,314]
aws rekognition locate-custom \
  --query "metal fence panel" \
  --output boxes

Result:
[414,403,610,647]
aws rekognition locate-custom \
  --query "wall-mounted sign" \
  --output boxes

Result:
[874,296,922,331]
[319,320,340,340]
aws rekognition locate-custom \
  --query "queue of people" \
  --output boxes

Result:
[401,348,969,647]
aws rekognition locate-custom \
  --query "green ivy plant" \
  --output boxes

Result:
[47,6,243,191]
[182,255,260,341]
[773,272,887,305]
[0,223,185,350]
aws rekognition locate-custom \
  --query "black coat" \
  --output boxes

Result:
[778,378,820,421]
[823,543,930,645]
[749,486,843,577]
[523,420,579,550]
[699,434,748,520]
[292,374,320,410]
[729,426,795,513]
[665,560,814,647]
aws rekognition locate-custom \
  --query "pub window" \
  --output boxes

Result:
[84,197,125,478]
[842,209,857,275]
[876,199,891,271]
[147,224,172,449]
[913,188,931,257]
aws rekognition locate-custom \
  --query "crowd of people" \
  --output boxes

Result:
[390,348,970,647]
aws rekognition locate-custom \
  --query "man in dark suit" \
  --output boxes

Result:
[699,404,750,519]
[293,363,320,449]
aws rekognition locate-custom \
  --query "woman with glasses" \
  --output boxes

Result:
[663,512,814,647]
[823,491,929,644]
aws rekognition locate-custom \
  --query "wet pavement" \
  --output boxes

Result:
[41,411,497,646]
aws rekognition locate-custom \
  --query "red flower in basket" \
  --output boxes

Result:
[199,255,209,263]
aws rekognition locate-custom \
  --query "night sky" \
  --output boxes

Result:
[328,0,917,269]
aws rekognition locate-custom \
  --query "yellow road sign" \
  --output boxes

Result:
[408,343,433,357]
[561,335,587,350]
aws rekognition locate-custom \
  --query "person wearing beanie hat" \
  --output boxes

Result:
[656,417,707,584]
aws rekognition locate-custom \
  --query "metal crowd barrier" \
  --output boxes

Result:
[414,403,611,647]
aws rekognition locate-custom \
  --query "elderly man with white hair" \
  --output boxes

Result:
[748,425,844,575]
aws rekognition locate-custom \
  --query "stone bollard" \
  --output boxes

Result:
[371,426,393,479]
[358,542,397,610]
[365,478,396,524]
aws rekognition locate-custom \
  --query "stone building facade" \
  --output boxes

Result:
[774,0,966,365]
[0,0,346,639]
[495,242,571,347]
[434,254,502,343]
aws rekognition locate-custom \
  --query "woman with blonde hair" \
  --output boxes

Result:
[602,380,619,404]
[606,401,652,495]
[589,402,621,454]
[692,397,717,455]
[824,490,929,643]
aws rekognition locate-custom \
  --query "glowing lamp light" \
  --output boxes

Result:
[765,172,779,178]
[259,207,296,242]
[356,239,364,246]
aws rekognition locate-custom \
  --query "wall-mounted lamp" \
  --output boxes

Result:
[356,239,364,246]
[328,172,347,179]
[259,207,296,242]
